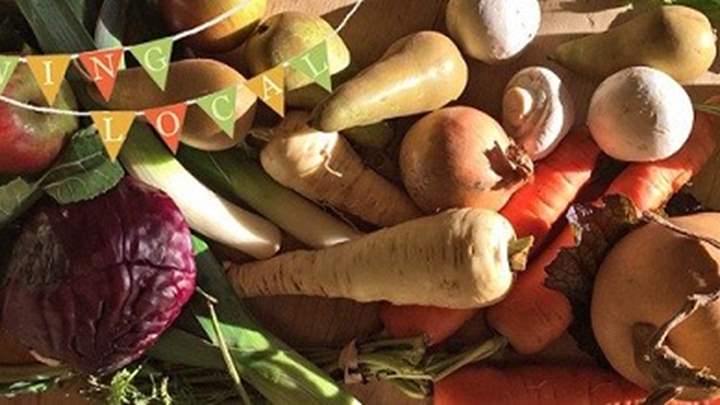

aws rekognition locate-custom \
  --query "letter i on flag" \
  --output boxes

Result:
[91,111,136,161]
[0,55,19,95]
[144,103,188,154]
[78,48,124,102]
[129,37,173,90]
[246,66,285,117]
[197,87,237,138]
[25,55,73,105]
[289,40,332,92]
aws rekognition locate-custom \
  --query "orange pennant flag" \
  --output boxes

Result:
[78,48,124,102]
[90,111,136,161]
[246,66,285,117]
[25,55,73,106]
[144,103,188,154]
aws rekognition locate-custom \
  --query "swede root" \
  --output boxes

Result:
[226,208,532,308]
[260,112,421,227]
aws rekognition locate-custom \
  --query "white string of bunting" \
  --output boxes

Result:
[0,0,365,160]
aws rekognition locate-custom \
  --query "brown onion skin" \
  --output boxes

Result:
[400,106,533,213]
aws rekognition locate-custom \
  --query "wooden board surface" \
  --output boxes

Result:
[3,0,720,404]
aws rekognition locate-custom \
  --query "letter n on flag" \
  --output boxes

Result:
[78,48,124,102]
[90,111,136,161]
[144,103,188,154]
[246,66,285,117]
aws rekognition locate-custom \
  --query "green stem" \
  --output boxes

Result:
[428,336,507,381]
[203,292,252,405]
[509,236,534,271]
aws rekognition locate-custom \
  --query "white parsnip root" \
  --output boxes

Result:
[227,208,532,309]
[260,112,422,227]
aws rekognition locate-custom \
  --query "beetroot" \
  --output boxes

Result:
[1,177,196,374]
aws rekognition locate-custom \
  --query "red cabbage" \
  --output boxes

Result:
[1,177,196,374]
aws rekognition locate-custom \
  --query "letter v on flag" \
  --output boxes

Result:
[246,66,285,117]
[144,103,188,154]
[78,48,124,102]
[0,55,19,95]
[90,111,136,161]
[25,55,72,105]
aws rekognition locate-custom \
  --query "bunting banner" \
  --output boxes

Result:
[0,0,365,162]
[129,37,173,91]
[25,54,72,105]
[0,56,19,95]
[289,41,332,92]
[90,111,136,161]
[197,86,237,138]
[246,65,285,117]
[78,48,124,102]
[144,103,188,154]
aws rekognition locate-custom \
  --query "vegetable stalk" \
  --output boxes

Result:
[177,147,361,248]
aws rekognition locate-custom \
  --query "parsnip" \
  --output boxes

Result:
[260,112,421,227]
[227,208,532,308]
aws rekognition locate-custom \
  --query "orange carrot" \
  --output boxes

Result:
[380,130,601,345]
[434,364,648,405]
[486,110,719,354]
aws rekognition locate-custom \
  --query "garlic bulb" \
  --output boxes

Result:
[502,67,575,161]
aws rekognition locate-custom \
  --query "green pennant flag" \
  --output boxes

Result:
[289,40,332,92]
[0,55,19,95]
[129,37,173,90]
[196,87,237,138]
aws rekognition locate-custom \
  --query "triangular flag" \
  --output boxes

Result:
[25,54,72,105]
[78,48,124,102]
[129,37,173,90]
[144,103,188,154]
[90,111,136,161]
[196,87,237,138]
[0,55,19,95]
[246,66,285,117]
[289,40,332,92]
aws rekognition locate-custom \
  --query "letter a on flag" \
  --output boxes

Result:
[129,37,173,90]
[0,55,19,95]
[91,111,136,161]
[26,55,72,105]
[246,66,285,117]
[144,103,188,154]
[197,87,237,138]
[78,48,124,102]
[289,40,332,92]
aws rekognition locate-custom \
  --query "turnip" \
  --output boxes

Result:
[227,208,533,309]
[592,213,720,401]
[400,106,533,213]
[445,0,541,64]
[587,66,694,162]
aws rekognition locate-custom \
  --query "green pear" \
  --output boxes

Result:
[311,31,468,132]
[244,12,351,107]
[550,6,716,83]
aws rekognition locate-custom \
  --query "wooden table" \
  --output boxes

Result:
[3,0,720,404]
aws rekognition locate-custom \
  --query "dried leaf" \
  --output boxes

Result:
[545,195,642,361]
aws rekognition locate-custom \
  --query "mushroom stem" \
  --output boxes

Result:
[503,86,535,128]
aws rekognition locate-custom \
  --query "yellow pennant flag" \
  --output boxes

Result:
[90,111,136,161]
[25,55,73,106]
[246,66,285,117]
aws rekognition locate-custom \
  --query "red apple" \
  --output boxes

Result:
[0,65,78,174]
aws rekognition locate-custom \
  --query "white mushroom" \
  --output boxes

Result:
[446,0,541,64]
[587,66,694,162]
[502,66,575,161]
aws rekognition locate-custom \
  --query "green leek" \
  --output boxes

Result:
[178,147,361,248]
